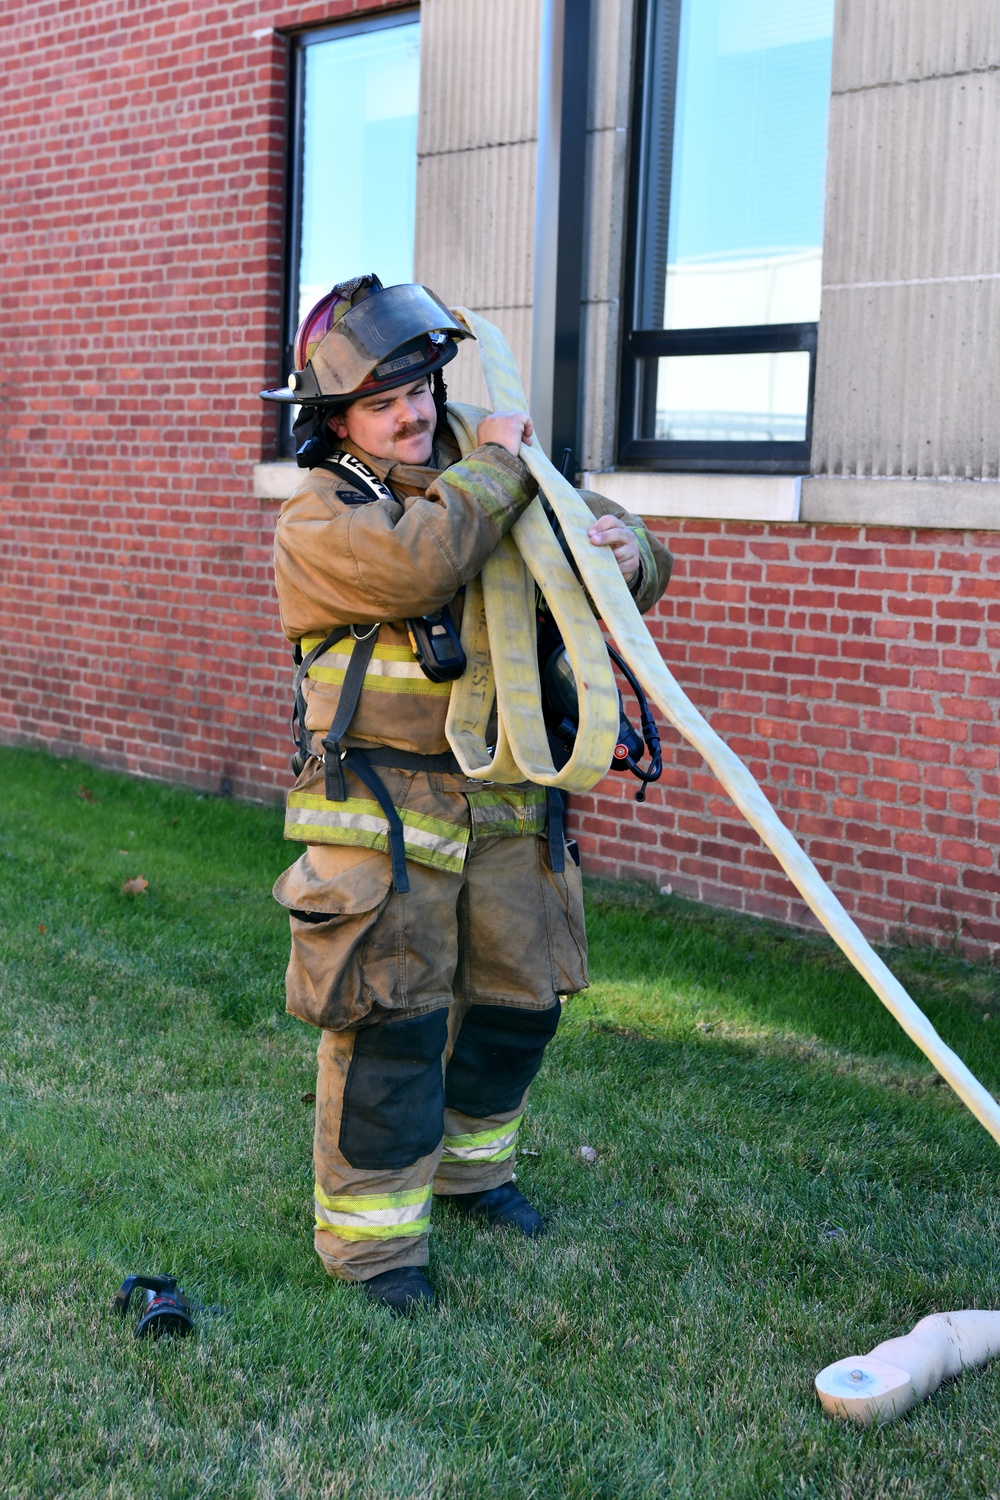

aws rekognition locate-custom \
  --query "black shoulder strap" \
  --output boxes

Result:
[292,626,351,700]
[316,453,397,506]
[290,626,351,766]
[320,625,380,801]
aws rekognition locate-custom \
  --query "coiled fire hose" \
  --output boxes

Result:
[444,305,1000,1153]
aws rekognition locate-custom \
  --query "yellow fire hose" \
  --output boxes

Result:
[444,305,1000,1154]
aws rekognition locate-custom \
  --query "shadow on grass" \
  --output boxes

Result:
[583,876,1000,1092]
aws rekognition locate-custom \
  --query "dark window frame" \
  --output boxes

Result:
[617,0,821,475]
[278,7,420,458]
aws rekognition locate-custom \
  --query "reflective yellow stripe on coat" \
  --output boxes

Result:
[286,794,470,873]
[300,635,452,698]
[314,1183,433,1242]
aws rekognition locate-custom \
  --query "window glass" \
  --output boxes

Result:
[298,19,420,327]
[639,0,834,332]
[645,350,810,442]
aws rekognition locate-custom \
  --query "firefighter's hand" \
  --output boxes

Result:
[587,514,640,584]
[478,412,534,455]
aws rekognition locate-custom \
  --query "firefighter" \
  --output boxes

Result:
[260,276,671,1314]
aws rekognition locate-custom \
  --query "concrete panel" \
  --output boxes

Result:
[442,305,534,411]
[415,142,536,312]
[802,476,1000,528]
[417,0,542,156]
[812,275,1000,478]
[589,0,636,132]
[578,296,620,473]
[816,30,1000,480]
[833,0,1000,93]
[581,119,629,305]
[822,72,1000,286]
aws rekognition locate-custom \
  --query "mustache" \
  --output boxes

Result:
[393,418,432,441]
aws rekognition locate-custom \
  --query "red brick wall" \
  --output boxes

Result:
[570,521,1000,954]
[0,0,408,798]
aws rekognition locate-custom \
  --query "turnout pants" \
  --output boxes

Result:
[281,830,588,1282]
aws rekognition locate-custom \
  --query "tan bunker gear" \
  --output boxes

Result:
[272,427,670,1281]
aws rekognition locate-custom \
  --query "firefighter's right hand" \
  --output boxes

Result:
[477,412,534,456]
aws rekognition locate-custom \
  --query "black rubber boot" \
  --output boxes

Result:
[447,1182,545,1237]
[360,1267,436,1316]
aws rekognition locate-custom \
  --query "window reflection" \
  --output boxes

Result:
[645,351,810,442]
[298,20,420,326]
[639,0,834,332]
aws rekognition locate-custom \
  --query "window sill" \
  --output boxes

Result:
[583,471,1000,530]
[254,462,301,502]
[581,471,801,522]
[800,477,1000,531]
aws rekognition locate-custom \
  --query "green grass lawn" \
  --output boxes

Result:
[1,744,999,1499]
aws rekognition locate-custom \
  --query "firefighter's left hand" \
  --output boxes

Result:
[587,515,640,584]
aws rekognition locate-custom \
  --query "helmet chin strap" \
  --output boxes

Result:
[431,368,450,445]
[292,406,340,469]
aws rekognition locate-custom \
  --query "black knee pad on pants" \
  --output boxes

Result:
[339,1008,448,1169]
[445,999,562,1117]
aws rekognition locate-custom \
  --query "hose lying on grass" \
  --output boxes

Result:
[816,1311,1000,1424]
[444,305,1000,1155]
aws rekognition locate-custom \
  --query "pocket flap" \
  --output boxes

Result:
[273,844,394,915]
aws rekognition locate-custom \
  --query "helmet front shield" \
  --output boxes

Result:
[311,283,471,396]
[260,283,472,405]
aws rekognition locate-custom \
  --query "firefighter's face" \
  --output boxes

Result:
[329,376,436,465]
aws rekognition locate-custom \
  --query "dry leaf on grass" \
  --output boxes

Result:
[576,1145,598,1164]
[121,875,149,895]
[75,785,93,802]
[37,924,46,934]
[300,1092,317,1103]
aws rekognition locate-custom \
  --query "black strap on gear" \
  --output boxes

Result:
[290,625,351,772]
[300,621,410,893]
[302,621,454,895]
[315,453,396,505]
[363,747,462,774]
[339,748,411,894]
[546,788,566,873]
[605,643,662,802]
[321,625,380,801]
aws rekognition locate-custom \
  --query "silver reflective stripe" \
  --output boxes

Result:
[288,808,467,866]
[289,807,387,837]
[285,797,469,867]
[314,1185,433,1242]
[441,1116,522,1164]
[314,651,429,682]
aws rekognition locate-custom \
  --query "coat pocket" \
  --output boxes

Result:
[535,837,589,996]
[274,845,398,1030]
